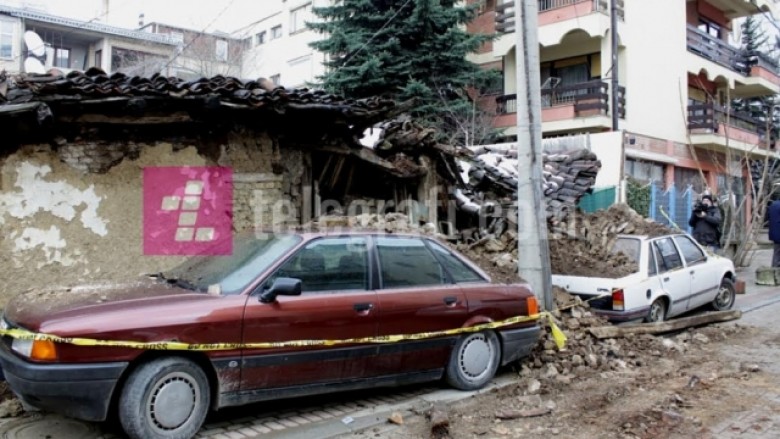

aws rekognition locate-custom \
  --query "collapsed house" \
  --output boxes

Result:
[0,68,460,300]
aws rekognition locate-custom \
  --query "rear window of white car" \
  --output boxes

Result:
[611,237,641,264]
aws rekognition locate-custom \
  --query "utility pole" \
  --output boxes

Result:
[610,0,619,130]
[514,0,553,311]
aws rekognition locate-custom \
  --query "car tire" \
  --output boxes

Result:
[711,278,736,311]
[645,298,667,323]
[118,357,210,439]
[445,331,501,391]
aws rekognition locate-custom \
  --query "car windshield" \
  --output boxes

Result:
[611,237,641,264]
[162,233,301,294]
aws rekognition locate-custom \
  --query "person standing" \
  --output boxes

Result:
[768,199,780,267]
[688,195,721,251]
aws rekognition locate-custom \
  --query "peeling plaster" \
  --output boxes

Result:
[12,226,81,268]
[0,162,108,236]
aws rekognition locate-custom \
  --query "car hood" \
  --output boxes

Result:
[3,277,197,332]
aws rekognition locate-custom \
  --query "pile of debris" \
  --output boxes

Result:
[523,289,681,390]
[458,146,601,223]
[549,204,675,277]
[463,204,675,279]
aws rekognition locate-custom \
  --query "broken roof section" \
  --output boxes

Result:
[0,68,456,180]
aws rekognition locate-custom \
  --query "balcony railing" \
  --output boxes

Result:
[496,80,626,118]
[687,25,779,76]
[688,102,770,142]
[496,0,624,34]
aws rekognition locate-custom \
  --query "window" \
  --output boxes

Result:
[653,238,684,273]
[624,159,664,184]
[377,237,446,288]
[698,19,721,39]
[54,48,71,68]
[0,20,12,59]
[271,25,283,40]
[94,49,102,68]
[290,3,312,34]
[428,241,484,283]
[611,237,640,264]
[269,237,368,292]
[647,242,657,276]
[215,39,228,61]
[270,74,281,85]
[674,236,707,266]
[255,31,266,45]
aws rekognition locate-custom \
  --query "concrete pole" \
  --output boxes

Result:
[514,0,553,311]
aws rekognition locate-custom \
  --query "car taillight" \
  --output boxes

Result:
[612,289,625,311]
[527,296,539,316]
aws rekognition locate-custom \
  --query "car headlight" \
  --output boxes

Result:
[11,339,32,357]
[12,338,57,361]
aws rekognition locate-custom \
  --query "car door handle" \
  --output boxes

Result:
[353,303,374,313]
[443,296,458,306]
[690,270,695,275]
[663,277,670,282]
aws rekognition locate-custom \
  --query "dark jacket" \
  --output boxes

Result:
[769,200,780,243]
[688,205,721,246]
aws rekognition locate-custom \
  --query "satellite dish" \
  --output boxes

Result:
[24,58,46,74]
[23,31,45,57]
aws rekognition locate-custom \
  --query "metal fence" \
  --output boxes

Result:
[649,183,694,233]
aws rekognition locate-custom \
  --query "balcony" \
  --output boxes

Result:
[495,80,625,134]
[686,25,780,96]
[687,102,777,152]
[495,0,623,34]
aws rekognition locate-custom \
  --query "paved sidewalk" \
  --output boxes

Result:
[734,248,780,312]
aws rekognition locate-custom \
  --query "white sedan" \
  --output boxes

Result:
[552,233,737,322]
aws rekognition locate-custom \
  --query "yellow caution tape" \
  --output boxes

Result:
[0,312,566,351]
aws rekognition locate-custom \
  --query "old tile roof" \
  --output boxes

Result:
[0,68,399,130]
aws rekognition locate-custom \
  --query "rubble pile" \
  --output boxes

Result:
[461,146,601,223]
[466,204,676,279]
[549,203,675,277]
[521,289,678,389]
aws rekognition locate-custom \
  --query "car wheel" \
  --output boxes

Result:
[445,331,500,391]
[119,357,210,439]
[646,298,667,323]
[711,278,736,311]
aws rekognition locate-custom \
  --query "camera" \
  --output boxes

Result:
[693,201,706,214]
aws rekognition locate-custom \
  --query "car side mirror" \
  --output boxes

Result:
[260,277,302,303]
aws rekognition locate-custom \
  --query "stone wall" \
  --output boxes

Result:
[0,128,307,305]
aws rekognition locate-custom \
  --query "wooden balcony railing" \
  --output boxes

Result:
[496,80,626,118]
[496,0,624,34]
[686,25,779,76]
[688,102,770,142]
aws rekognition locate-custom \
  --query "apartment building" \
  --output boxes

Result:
[140,22,244,79]
[0,4,177,75]
[475,0,780,198]
[234,0,327,87]
[0,3,245,81]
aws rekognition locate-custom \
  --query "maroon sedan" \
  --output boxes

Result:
[0,232,539,439]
